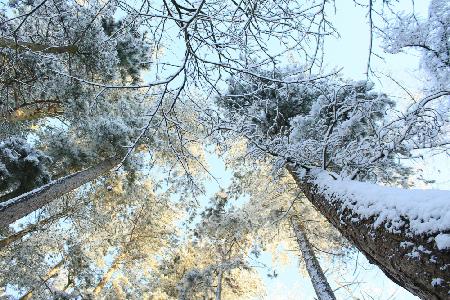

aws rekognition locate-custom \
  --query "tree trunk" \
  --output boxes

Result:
[215,268,223,300]
[290,216,336,300]
[287,166,450,300]
[0,37,78,54]
[0,187,28,203]
[0,158,120,228]
[92,253,126,296]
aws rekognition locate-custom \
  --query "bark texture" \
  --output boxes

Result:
[291,217,336,300]
[288,167,450,300]
[0,158,120,228]
[0,187,27,203]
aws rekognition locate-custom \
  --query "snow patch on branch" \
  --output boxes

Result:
[431,277,444,287]
[434,234,450,250]
[313,171,450,238]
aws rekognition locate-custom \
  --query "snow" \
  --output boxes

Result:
[400,241,414,248]
[313,171,450,238]
[431,278,444,287]
[434,234,450,250]
[406,251,420,260]
[24,153,40,165]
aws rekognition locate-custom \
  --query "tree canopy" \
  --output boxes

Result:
[0,0,449,299]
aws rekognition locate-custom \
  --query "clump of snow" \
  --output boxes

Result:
[400,241,414,248]
[313,171,450,236]
[434,234,450,250]
[431,278,444,287]
[406,251,421,260]
[406,245,434,260]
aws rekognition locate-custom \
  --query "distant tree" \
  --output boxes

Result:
[153,192,265,300]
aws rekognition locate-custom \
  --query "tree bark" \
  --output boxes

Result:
[0,187,27,203]
[0,157,120,228]
[0,37,78,54]
[287,166,450,300]
[290,216,336,300]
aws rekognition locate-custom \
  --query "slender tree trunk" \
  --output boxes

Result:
[19,259,65,300]
[92,253,126,296]
[0,37,78,54]
[287,166,450,300]
[290,216,336,300]
[215,268,223,300]
[0,157,120,228]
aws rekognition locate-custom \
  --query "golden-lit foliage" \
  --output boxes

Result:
[0,170,182,298]
[150,241,265,300]
[7,104,63,122]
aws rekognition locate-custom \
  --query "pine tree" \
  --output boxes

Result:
[218,69,450,299]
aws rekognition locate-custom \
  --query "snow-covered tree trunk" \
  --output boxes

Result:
[288,167,450,300]
[290,217,336,300]
[0,158,120,228]
[0,187,28,204]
